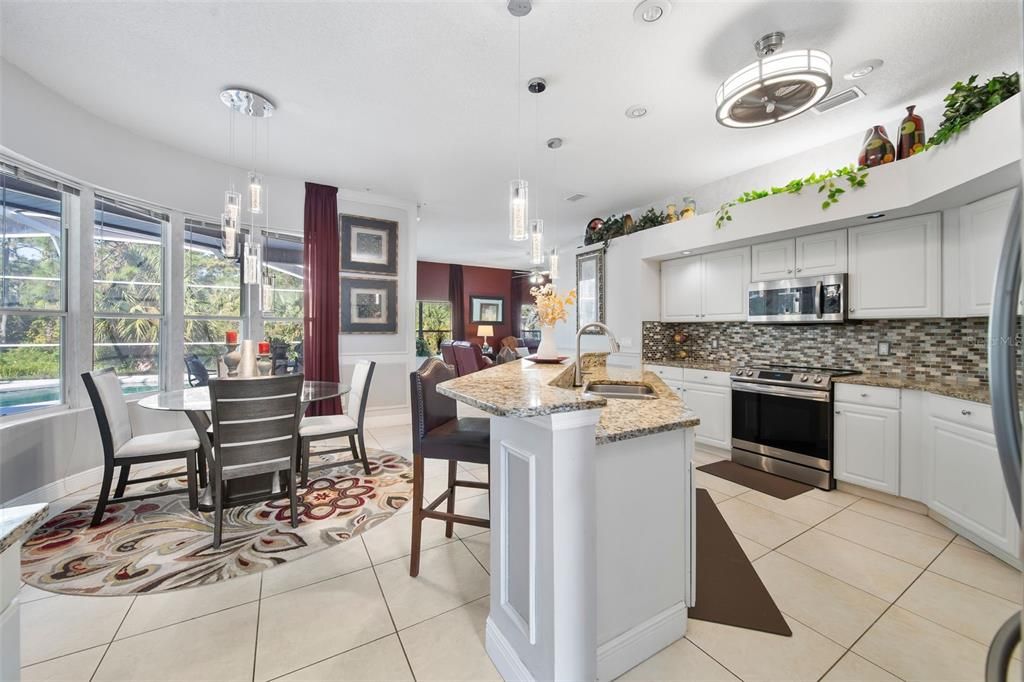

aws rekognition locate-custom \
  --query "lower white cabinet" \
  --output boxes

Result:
[681,371,731,450]
[834,402,900,495]
[924,398,1018,557]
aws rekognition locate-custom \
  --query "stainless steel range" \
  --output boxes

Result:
[730,364,861,490]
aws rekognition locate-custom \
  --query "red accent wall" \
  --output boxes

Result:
[416,260,520,346]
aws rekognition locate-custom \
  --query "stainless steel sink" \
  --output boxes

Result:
[583,382,658,400]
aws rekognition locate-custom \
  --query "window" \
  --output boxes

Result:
[0,171,67,416]
[520,303,540,343]
[262,231,303,375]
[184,218,241,384]
[415,300,452,355]
[93,197,166,393]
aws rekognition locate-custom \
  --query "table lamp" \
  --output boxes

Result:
[478,324,494,352]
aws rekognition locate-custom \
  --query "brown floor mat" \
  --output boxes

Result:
[697,460,813,500]
[690,488,792,636]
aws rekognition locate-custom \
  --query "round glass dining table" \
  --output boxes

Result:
[138,380,351,510]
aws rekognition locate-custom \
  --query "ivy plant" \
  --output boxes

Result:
[714,165,869,230]
[927,72,1020,148]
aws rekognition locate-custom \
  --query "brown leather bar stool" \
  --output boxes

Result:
[408,358,490,577]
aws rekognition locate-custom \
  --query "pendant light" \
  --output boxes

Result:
[715,32,832,128]
[530,219,545,265]
[548,248,559,280]
[508,5,529,241]
[220,87,274,259]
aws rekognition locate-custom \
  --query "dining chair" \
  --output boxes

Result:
[297,360,375,482]
[207,374,305,548]
[81,368,200,527]
[408,358,490,577]
[495,346,518,364]
[452,341,493,376]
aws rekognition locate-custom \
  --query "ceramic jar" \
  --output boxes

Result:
[897,105,926,159]
[858,126,896,168]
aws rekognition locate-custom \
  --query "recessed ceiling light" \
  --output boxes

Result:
[546,137,563,149]
[866,213,886,219]
[625,105,648,119]
[634,0,671,24]
[844,59,884,81]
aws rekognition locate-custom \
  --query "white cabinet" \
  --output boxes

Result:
[661,247,749,322]
[796,230,848,277]
[924,396,1018,557]
[834,402,900,495]
[957,189,1016,316]
[660,256,702,322]
[750,230,847,281]
[848,213,941,318]
[751,239,795,280]
[681,370,731,450]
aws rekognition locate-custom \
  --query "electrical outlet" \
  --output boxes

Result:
[711,338,719,349]
[878,341,890,356]
[620,337,633,349]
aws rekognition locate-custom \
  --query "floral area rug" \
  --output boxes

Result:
[21,449,412,596]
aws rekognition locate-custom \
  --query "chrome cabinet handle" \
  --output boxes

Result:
[786,269,793,274]
[962,409,972,416]
[850,307,856,313]
[796,267,803,272]
[861,392,869,397]
[835,410,841,414]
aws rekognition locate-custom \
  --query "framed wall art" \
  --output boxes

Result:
[469,295,505,324]
[340,214,398,276]
[341,277,398,334]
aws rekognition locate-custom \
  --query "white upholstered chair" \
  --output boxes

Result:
[297,359,375,482]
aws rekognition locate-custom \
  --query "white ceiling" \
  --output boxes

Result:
[1,1,1020,268]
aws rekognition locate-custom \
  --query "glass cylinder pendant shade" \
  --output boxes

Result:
[261,273,275,311]
[224,190,241,221]
[248,172,264,215]
[509,179,528,241]
[548,248,559,280]
[221,213,240,259]
[243,239,262,287]
[530,219,545,265]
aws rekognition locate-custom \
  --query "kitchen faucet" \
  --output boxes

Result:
[575,322,621,386]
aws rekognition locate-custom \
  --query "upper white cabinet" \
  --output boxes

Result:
[660,256,702,322]
[661,247,749,322]
[957,188,1016,316]
[848,213,941,318]
[751,230,847,281]
[751,239,795,280]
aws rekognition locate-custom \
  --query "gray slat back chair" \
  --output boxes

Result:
[208,374,305,548]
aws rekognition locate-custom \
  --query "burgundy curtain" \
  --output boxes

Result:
[449,264,466,341]
[303,182,342,415]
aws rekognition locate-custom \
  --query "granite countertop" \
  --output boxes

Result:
[643,358,737,372]
[437,355,699,445]
[833,373,993,404]
[0,503,49,553]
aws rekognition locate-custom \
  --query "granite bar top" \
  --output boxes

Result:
[437,356,699,445]
[0,503,49,553]
[833,373,993,404]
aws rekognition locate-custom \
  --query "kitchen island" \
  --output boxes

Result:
[438,355,699,682]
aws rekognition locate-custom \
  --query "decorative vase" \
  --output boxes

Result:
[223,343,241,377]
[257,355,272,376]
[622,213,635,234]
[665,204,679,222]
[536,325,559,360]
[858,125,895,168]
[238,340,258,378]
[897,105,926,160]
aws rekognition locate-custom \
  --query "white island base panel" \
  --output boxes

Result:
[484,411,695,682]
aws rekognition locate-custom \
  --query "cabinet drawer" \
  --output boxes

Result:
[926,394,993,432]
[682,368,731,387]
[645,364,684,382]
[835,383,900,409]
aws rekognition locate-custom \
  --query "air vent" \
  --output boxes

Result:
[812,86,865,114]
[564,193,587,202]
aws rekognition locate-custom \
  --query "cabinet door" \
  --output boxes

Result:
[848,214,941,318]
[796,229,848,277]
[751,239,795,281]
[701,247,750,321]
[660,256,702,322]
[682,383,730,449]
[959,189,1016,316]
[925,416,1018,556]
[834,403,900,494]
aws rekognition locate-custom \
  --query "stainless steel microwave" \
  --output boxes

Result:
[747,273,847,324]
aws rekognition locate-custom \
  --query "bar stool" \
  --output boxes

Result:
[408,358,490,577]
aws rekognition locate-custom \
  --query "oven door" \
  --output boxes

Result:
[748,273,846,323]
[731,381,832,470]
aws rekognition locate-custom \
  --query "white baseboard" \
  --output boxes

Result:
[596,603,687,682]
[364,412,411,428]
[486,617,535,682]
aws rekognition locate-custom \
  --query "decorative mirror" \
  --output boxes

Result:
[575,249,606,332]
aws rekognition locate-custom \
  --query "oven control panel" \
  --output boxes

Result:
[732,366,840,389]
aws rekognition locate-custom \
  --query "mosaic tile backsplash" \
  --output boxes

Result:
[642,318,1022,385]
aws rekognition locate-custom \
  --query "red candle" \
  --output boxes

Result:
[225,330,238,344]
[258,341,271,355]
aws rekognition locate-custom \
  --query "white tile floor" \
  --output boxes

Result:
[18,425,1023,682]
